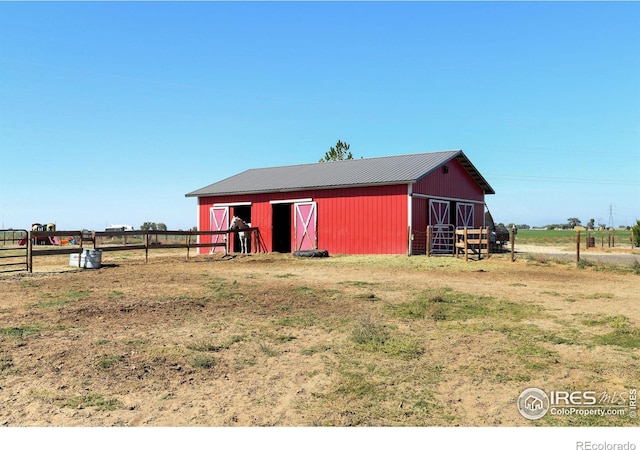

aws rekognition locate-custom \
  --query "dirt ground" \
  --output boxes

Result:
[0,247,638,427]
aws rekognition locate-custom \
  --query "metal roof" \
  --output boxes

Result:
[185,149,495,197]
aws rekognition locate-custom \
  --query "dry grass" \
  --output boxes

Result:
[0,251,638,426]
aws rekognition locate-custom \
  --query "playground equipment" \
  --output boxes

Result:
[18,223,60,246]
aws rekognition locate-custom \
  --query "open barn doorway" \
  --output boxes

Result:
[272,203,291,253]
[232,205,252,253]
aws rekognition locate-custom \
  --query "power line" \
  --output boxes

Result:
[485,173,639,186]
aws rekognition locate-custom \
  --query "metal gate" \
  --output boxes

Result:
[429,200,454,254]
[0,229,29,273]
[429,224,455,255]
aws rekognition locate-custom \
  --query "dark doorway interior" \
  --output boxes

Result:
[232,206,251,253]
[272,203,291,253]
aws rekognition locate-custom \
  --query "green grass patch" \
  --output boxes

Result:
[97,354,124,369]
[32,289,89,309]
[190,354,216,369]
[269,333,297,343]
[516,229,631,247]
[538,329,582,346]
[35,299,72,309]
[273,313,318,327]
[512,342,558,359]
[388,288,541,323]
[333,370,382,400]
[59,393,123,411]
[338,280,381,287]
[186,335,245,352]
[593,328,640,349]
[207,277,241,299]
[126,338,150,346]
[29,390,124,411]
[350,317,424,360]
[301,344,332,356]
[584,292,614,299]
[259,343,279,357]
[580,314,629,328]
[273,273,296,278]
[541,291,562,297]
[65,290,90,300]
[351,316,389,346]
[292,285,342,299]
[0,324,42,339]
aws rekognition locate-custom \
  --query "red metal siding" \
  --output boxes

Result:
[410,158,487,254]
[197,185,409,255]
[314,185,408,254]
[412,157,485,201]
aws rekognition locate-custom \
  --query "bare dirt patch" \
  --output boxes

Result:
[1,250,638,426]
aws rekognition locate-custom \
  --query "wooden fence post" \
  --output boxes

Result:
[27,231,33,273]
[510,228,515,262]
[612,231,615,248]
[463,227,469,262]
[576,230,581,264]
[144,232,149,263]
[426,226,431,257]
[485,227,490,259]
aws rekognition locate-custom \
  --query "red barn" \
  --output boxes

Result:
[185,149,494,255]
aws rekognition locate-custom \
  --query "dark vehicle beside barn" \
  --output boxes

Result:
[485,211,509,250]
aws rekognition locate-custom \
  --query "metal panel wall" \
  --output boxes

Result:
[410,158,487,254]
[412,157,485,201]
[314,185,408,254]
[196,184,409,254]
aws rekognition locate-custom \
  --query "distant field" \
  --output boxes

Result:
[515,229,633,247]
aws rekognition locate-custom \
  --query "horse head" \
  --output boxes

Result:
[230,216,246,230]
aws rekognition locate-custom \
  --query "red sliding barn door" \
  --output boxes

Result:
[210,206,229,253]
[294,202,317,251]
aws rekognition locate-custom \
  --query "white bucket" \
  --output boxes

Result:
[69,249,102,269]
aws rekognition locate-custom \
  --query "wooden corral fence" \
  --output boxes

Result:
[454,227,491,261]
[413,225,480,257]
[12,228,264,273]
[413,225,492,259]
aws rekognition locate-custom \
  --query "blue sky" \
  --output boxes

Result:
[1,1,638,231]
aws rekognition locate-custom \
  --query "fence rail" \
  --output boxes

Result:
[3,228,264,273]
[454,227,491,261]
